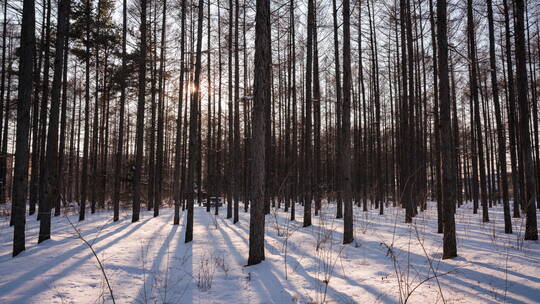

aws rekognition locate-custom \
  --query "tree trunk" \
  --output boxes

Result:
[428,0,443,233]
[313,2,321,216]
[56,8,70,216]
[38,0,69,243]
[12,0,34,257]
[342,0,353,245]
[79,0,92,221]
[0,0,7,205]
[113,0,127,222]
[332,0,342,219]
[173,0,186,224]
[185,0,204,243]
[148,7,157,212]
[437,0,457,259]
[215,2,222,216]
[467,0,489,222]
[487,0,511,233]
[514,0,538,240]
[90,1,102,214]
[227,0,234,219]
[205,0,212,213]
[0,31,11,207]
[37,0,52,221]
[155,0,167,217]
[248,0,270,266]
[290,0,297,221]
[233,0,240,223]
[133,0,147,222]
[29,0,46,216]
[303,0,314,228]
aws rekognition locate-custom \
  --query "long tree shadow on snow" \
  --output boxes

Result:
[0,213,155,303]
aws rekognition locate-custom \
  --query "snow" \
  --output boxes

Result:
[0,201,539,304]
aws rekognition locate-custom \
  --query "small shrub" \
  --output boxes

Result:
[197,253,216,292]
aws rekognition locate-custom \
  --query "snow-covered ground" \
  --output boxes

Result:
[0,201,539,304]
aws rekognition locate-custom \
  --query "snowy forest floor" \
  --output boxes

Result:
[0,201,539,304]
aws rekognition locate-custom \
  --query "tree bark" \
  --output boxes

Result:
[332,0,342,219]
[185,0,204,243]
[487,0,511,233]
[133,0,148,222]
[79,0,91,221]
[303,0,314,228]
[467,0,489,222]
[233,0,240,223]
[437,0,457,259]
[39,0,69,243]
[12,0,34,257]
[173,0,186,224]
[514,0,538,240]
[0,0,7,205]
[56,5,71,216]
[155,0,167,217]
[113,0,128,222]
[248,0,270,266]
[37,0,52,221]
[342,0,353,244]
[313,1,321,216]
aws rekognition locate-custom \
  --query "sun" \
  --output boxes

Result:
[188,82,197,94]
